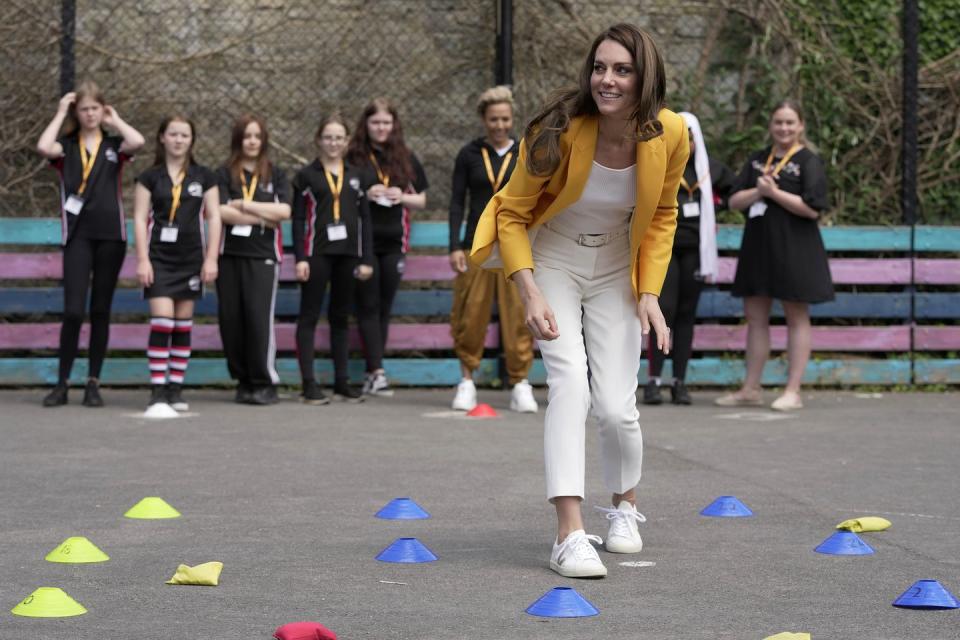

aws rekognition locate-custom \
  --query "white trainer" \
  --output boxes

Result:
[451,379,477,411]
[362,371,394,397]
[509,379,539,413]
[549,529,607,578]
[597,501,646,554]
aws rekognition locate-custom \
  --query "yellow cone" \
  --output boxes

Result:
[763,634,811,640]
[124,497,181,519]
[45,536,110,563]
[836,516,891,532]
[11,587,87,618]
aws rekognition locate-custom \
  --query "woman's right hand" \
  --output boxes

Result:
[295,260,310,282]
[367,184,387,200]
[522,288,559,341]
[137,258,154,287]
[57,92,76,115]
[449,250,467,274]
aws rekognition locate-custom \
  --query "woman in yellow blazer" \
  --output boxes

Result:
[471,23,688,578]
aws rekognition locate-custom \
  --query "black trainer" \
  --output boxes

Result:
[82,379,104,407]
[235,382,254,404]
[148,385,168,406]
[166,383,188,411]
[333,379,364,403]
[249,385,279,405]
[671,379,692,405]
[301,380,330,405]
[642,379,663,405]
[42,383,69,407]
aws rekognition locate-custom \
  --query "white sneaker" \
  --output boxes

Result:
[451,379,477,411]
[362,371,394,397]
[596,501,646,554]
[549,529,607,578]
[509,379,539,413]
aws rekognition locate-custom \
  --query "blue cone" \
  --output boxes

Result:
[700,496,754,517]
[375,497,431,520]
[376,537,437,563]
[814,531,875,555]
[526,587,599,618]
[893,580,960,609]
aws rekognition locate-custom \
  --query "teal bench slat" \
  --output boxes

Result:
[914,359,960,384]
[4,219,960,252]
[0,357,912,386]
[696,291,911,319]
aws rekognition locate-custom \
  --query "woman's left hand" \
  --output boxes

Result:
[385,186,403,204]
[354,264,374,281]
[756,174,778,198]
[637,292,670,354]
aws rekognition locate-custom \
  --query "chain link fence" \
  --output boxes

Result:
[5,1,952,223]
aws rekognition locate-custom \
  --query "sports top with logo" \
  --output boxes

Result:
[136,163,217,299]
[51,133,133,244]
[216,166,291,262]
[291,159,373,263]
[357,148,428,254]
[731,145,834,303]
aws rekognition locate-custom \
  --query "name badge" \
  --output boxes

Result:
[682,202,700,218]
[65,195,84,215]
[326,223,348,242]
[160,226,179,243]
[374,195,393,208]
[231,224,253,237]
[748,201,767,219]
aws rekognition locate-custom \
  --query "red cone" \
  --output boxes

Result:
[467,403,498,418]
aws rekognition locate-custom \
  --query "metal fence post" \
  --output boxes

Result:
[902,0,919,384]
[495,0,513,86]
[60,0,76,95]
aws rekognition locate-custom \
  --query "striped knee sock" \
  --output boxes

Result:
[169,318,193,385]
[148,317,174,385]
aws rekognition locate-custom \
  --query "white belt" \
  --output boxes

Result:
[543,222,629,247]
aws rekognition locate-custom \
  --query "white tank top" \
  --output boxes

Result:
[548,161,636,234]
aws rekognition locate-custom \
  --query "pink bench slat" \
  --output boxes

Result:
[914,259,960,285]
[0,322,497,351]
[716,258,911,285]
[914,326,960,350]
[692,325,911,351]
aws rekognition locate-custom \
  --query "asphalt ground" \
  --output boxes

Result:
[0,387,958,640]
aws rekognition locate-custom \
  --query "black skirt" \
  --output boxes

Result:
[144,253,203,300]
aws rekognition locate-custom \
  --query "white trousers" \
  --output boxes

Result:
[533,223,644,500]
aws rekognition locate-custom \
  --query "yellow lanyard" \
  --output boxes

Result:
[481,147,513,192]
[77,131,103,195]
[240,171,259,202]
[168,168,187,225]
[679,176,700,199]
[323,161,344,223]
[369,153,390,187]
[763,144,803,177]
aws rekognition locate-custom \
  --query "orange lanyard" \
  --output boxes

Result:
[240,171,259,202]
[679,176,700,199]
[77,131,103,195]
[323,161,344,223]
[763,144,803,177]
[369,153,390,187]
[481,147,513,192]
[168,168,187,224]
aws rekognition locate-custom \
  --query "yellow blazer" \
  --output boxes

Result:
[470,109,689,298]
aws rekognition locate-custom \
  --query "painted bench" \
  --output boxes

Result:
[1,219,958,386]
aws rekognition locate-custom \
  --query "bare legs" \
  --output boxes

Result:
[555,488,636,543]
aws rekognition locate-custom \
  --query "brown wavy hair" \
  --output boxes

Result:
[152,114,197,168]
[227,114,273,187]
[346,97,415,187]
[62,79,106,137]
[524,24,666,176]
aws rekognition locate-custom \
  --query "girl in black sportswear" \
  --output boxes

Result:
[133,114,222,412]
[36,79,145,408]
[292,113,374,404]
[216,114,291,405]
[346,98,428,397]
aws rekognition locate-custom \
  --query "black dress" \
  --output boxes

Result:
[731,146,834,303]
